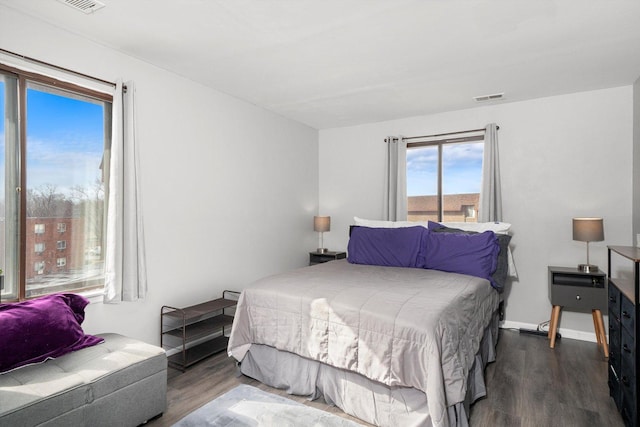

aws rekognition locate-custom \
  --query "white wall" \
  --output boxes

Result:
[1,7,319,345]
[319,87,633,339]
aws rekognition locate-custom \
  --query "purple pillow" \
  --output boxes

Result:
[424,230,500,286]
[0,293,104,373]
[347,226,428,268]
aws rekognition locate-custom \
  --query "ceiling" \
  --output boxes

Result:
[3,0,640,129]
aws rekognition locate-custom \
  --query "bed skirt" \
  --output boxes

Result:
[238,310,499,427]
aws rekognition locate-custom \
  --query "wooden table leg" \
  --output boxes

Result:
[549,305,562,348]
[594,309,609,358]
[592,310,602,346]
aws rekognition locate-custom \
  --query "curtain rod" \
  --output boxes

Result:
[385,126,499,143]
[0,47,117,88]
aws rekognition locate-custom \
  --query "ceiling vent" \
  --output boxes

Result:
[57,0,105,14]
[473,93,505,102]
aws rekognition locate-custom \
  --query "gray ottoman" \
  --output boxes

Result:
[0,333,167,427]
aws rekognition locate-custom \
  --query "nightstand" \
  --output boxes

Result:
[548,266,608,357]
[309,251,346,266]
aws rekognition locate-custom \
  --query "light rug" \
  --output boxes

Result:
[172,384,362,426]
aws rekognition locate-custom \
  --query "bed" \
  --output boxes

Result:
[228,220,512,427]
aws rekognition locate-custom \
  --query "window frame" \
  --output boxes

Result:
[406,132,484,222]
[0,63,113,301]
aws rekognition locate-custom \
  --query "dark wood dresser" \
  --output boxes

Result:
[608,245,639,426]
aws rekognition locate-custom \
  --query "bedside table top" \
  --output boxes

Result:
[309,251,346,256]
[548,266,606,277]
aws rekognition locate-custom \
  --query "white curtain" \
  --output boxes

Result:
[104,80,147,303]
[478,123,502,222]
[383,136,407,221]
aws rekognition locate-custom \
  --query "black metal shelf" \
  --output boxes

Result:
[161,290,239,372]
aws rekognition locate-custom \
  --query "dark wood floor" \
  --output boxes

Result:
[147,329,624,427]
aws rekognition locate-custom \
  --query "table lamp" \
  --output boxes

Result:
[314,216,330,254]
[572,217,604,272]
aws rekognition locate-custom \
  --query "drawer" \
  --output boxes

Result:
[620,375,636,427]
[620,296,636,335]
[609,365,622,412]
[550,284,606,311]
[620,330,636,420]
[621,328,635,373]
[610,318,621,378]
[609,283,621,321]
[621,389,637,427]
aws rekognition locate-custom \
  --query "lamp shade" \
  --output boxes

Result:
[314,216,330,232]
[572,217,604,242]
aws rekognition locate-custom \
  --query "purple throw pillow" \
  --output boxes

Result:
[424,230,500,286]
[347,226,428,268]
[0,293,104,373]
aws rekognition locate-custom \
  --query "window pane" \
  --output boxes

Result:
[406,145,439,221]
[442,142,483,222]
[25,83,107,298]
[406,140,483,223]
[0,73,20,301]
[0,76,4,297]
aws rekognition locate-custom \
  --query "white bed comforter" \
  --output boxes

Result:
[228,260,499,427]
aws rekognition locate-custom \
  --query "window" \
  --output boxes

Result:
[462,205,476,219]
[406,131,484,222]
[34,261,45,274]
[0,65,112,300]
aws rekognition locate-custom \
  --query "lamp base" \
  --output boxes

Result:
[578,264,599,273]
[317,248,329,254]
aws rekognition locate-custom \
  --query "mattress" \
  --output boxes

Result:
[228,259,499,427]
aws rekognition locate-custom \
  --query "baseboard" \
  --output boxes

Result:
[500,320,600,343]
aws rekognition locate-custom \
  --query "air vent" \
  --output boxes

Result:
[57,0,106,14]
[473,93,505,102]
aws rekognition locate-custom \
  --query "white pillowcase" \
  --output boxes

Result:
[353,217,510,233]
[353,216,428,229]
[439,221,512,235]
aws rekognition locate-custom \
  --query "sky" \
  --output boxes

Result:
[406,142,483,196]
[0,79,105,197]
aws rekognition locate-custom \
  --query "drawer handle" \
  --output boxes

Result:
[609,296,617,302]
[622,311,631,319]
[575,295,581,300]
[623,344,632,353]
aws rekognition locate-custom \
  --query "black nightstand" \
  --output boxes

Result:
[548,266,608,357]
[309,251,346,266]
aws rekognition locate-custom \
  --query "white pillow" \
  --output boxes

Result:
[353,216,429,229]
[439,221,512,235]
